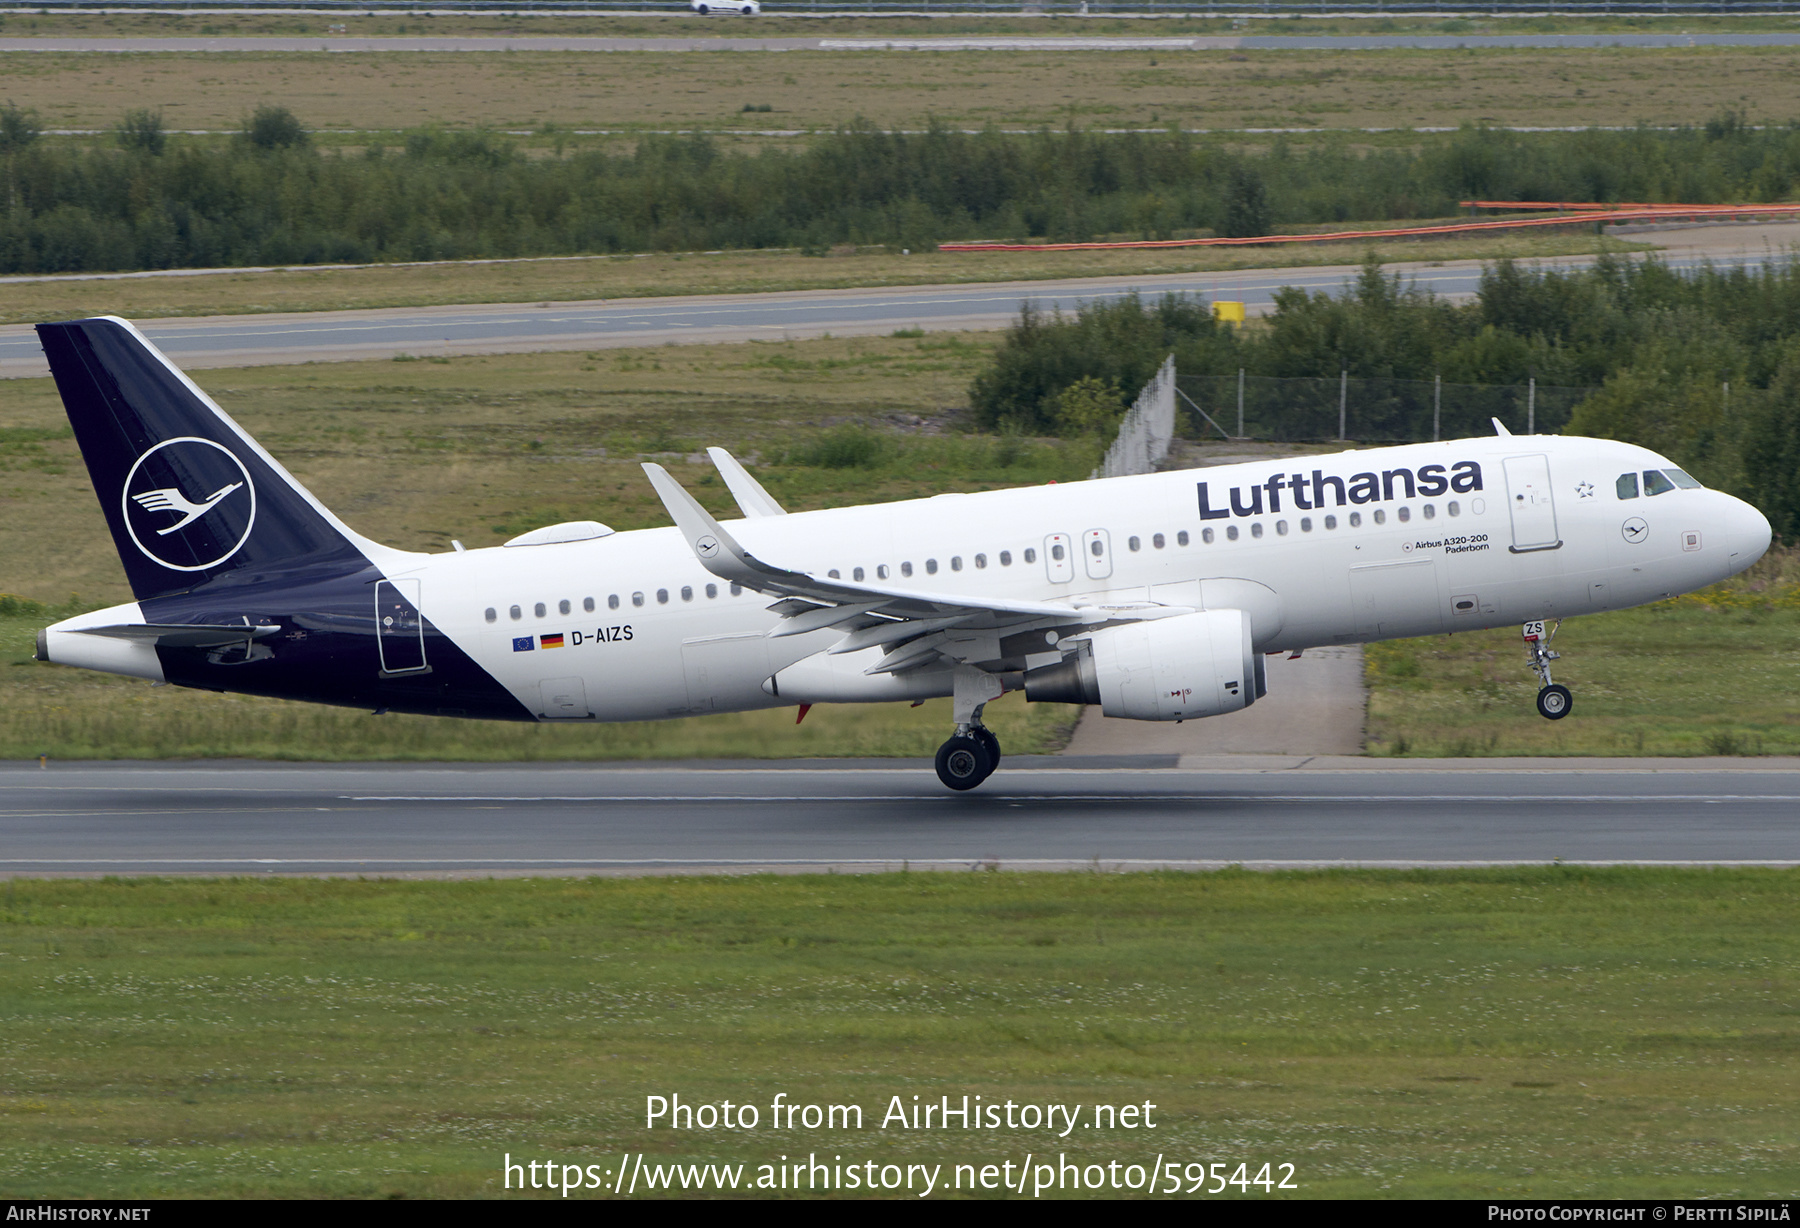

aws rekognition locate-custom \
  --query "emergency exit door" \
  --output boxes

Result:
[1503,454,1562,553]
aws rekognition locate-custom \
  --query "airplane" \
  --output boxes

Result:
[33,317,1773,790]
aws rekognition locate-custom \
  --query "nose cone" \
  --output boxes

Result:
[1720,493,1772,577]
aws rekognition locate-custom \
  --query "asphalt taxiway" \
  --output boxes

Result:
[3,759,1797,875]
[6,221,1797,378]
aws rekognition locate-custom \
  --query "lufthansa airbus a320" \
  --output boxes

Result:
[34,317,1772,789]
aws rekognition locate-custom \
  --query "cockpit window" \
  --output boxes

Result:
[1616,473,1639,500]
[1642,469,1676,497]
[1665,468,1703,489]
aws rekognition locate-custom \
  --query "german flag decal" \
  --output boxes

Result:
[540,632,565,649]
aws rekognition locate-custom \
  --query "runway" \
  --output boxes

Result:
[7,224,1799,377]
[4,759,1798,875]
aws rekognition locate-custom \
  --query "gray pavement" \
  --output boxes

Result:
[2,760,1798,874]
[7,222,1799,378]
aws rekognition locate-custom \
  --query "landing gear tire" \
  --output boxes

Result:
[1536,684,1573,721]
[935,734,994,791]
[970,726,1001,769]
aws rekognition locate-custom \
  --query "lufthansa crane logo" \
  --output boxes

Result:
[121,437,257,572]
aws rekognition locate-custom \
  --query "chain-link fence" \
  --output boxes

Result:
[1176,371,1593,445]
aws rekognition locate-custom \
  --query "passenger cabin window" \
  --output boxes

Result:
[681,586,693,602]
[1024,548,1037,564]
[853,567,865,582]
[609,595,620,610]
[534,602,547,618]
[1276,520,1289,536]
[1300,517,1312,532]
[730,583,742,596]
[1617,473,1640,500]
[706,584,718,599]
[1176,531,1189,546]
[1202,527,1215,544]
[1226,525,1239,541]
[1128,536,1140,552]
[877,565,889,580]
[1153,533,1165,549]
[951,556,963,571]
[1349,512,1362,527]
[828,570,840,579]
[485,607,497,623]
[901,562,913,577]
[1372,510,1386,525]
[1447,501,1460,517]
[1050,544,1065,561]
[583,597,595,613]
[925,559,937,575]
[632,592,645,607]
[974,554,987,569]
[1422,505,1435,520]
[999,551,1012,566]
[1251,523,1264,538]
[1324,515,1337,530]
[656,589,669,604]
[559,599,571,615]
[1397,507,1411,523]
[1643,470,1676,496]
[510,605,522,620]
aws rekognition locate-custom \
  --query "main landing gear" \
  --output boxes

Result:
[1523,619,1573,721]
[936,723,1001,791]
[935,666,1005,790]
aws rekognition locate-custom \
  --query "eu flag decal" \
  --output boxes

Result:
[540,633,565,649]
[512,636,534,652]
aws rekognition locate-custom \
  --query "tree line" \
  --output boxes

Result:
[969,255,1800,541]
[5,105,1800,272]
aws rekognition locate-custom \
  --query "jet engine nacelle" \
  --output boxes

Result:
[1023,609,1258,722]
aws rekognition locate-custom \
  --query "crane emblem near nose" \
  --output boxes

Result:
[1622,517,1649,544]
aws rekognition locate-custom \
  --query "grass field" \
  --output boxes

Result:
[0,232,1642,327]
[12,12,1800,37]
[0,333,1081,606]
[1365,550,1800,758]
[3,44,1797,134]
[2,869,1797,1198]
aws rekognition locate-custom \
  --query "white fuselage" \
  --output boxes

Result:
[357,434,1766,723]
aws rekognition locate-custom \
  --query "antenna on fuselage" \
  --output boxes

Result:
[1491,417,1513,437]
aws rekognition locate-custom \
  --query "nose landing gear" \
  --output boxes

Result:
[1523,619,1572,721]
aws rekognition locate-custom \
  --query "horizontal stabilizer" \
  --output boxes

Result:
[69,623,282,649]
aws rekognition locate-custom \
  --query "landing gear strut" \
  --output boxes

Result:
[936,668,1005,790]
[1523,619,1572,721]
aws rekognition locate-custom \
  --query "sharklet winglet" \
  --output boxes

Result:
[706,447,787,518]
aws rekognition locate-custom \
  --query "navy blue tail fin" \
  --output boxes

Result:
[37,316,374,602]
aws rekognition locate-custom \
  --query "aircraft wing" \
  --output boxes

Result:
[642,463,1191,674]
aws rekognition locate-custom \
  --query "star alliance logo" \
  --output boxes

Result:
[121,437,257,572]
